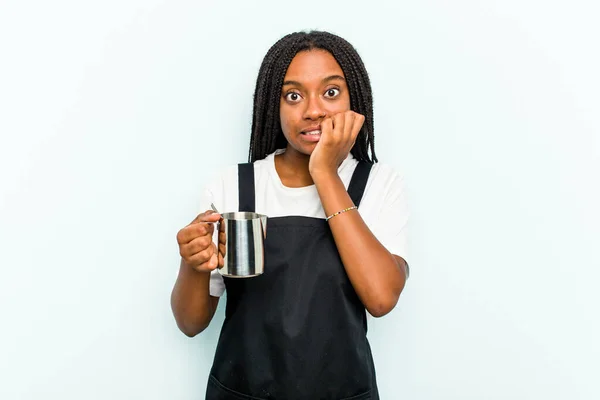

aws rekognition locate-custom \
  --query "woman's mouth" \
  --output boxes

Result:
[301,129,322,142]
[303,129,321,136]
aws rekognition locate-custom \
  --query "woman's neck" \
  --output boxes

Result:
[274,147,314,188]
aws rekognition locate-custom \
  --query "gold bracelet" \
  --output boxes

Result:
[325,206,358,222]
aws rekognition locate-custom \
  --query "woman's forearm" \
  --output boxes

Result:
[171,259,219,336]
[314,172,406,317]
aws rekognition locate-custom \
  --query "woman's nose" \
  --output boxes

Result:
[303,95,326,120]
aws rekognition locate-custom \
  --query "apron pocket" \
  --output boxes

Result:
[207,375,372,400]
[340,389,372,400]
[206,375,266,400]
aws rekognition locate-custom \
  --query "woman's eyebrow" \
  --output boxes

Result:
[282,75,346,87]
[282,80,302,87]
[322,75,346,84]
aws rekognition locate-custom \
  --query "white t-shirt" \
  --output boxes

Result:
[200,149,409,297]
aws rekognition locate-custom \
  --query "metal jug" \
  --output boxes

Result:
[218,212,267,278]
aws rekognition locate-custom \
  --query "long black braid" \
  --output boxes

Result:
[248,31,377,163]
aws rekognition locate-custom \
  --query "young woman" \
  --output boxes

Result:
[171,30,409,400]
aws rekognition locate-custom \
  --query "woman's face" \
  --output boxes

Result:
[279,49,351,157]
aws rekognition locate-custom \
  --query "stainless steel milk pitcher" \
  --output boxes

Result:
[218,212,267,278]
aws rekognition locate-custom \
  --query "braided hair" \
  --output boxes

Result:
[248,31,377,163]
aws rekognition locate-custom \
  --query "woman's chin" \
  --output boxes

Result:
[284,142,317,157]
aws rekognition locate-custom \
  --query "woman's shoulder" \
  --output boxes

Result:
[200,163,240,213]
[370,160,405,181]
[206,151,277,189]
[364,160,406,197]
[204,163,239,189]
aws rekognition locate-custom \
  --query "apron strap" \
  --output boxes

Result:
[347,162,373,208]
[238,163,255,212]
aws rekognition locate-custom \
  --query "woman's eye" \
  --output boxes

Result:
[325,88,340,98]
[285,92,301,102]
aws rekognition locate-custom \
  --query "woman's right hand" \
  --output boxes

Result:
[176,210,224,273]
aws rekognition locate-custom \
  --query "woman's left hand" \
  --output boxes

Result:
[309,110,365,178]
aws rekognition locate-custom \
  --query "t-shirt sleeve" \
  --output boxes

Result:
[370,168,410,271]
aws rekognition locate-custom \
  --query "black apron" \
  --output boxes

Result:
[206,162,379,400]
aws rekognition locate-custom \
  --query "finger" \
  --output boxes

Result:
[190,210,210,224]
[332,113,345,139]
[321,117,333,138]
[208,253,219,270]
[344,111,357,142]
[177,223,214,245]
[192,210,222,224]
[186,244,215,266]
[182,235,213,256]
[218,241,226,258]
[194,256,219,272]
[218,251,224,269]
[354,113,365,138]
[218,231,226,245]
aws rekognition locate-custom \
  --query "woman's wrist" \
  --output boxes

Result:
[310,167,339,184]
